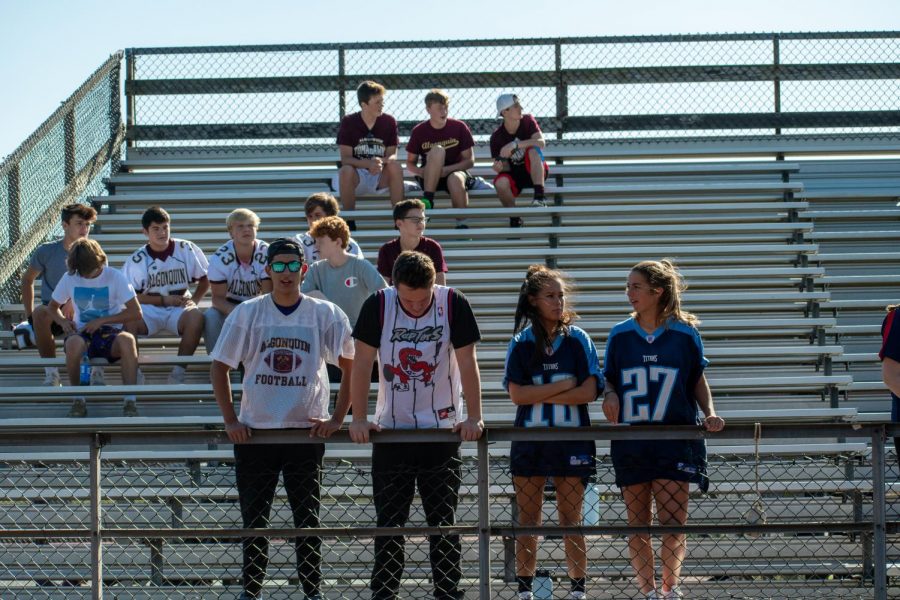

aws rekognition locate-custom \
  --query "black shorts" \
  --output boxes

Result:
[493,157,550,197]
[510,438,596,478]
[611,436,708,492]
[28,313,64,337]
[415,171,474,195]
[66,325,123,363]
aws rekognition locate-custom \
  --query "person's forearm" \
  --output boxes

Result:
[350,350,375,421]
[462,373,483,421]
[192,278,210,303]
[694,376,717,417]
[883,361,900,397]
[333,356,353,421]
[94,304,142,327]
[211,361,238,424]
[544,376,598,406]
[509,378,577,406]
[211,296,234,316]
[22,280,35,317]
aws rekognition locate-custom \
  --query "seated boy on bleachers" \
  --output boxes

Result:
[48,239,141,417]
[406,89,475,229]
[491,93,549,228]
[332,80,404,227]
[204,209,271,354]
[294,192,364,264]
[123,206,209,384]
[377,199,447,285]
[20,203,97,387]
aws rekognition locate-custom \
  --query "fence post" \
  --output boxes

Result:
[6,164,20,246]
[90,433,104,600]
[109,59,122,174]
[125,50,136,150]
[477,432,492,599]
[872,426,888,600]
[338,47,347,120]
[64,109,76,185]
[772,34,782,136]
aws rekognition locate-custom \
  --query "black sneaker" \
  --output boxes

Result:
[455,223,469,229]
[510,217,524,228]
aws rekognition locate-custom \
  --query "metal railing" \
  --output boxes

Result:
[0,422,896,599]
[124,32,900,150]
[0,52,124,305]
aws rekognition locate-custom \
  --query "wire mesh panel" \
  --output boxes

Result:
[126,33,900,152]
[0,425,894,600]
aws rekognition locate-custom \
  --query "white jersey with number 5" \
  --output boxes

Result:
[123,238,209,296]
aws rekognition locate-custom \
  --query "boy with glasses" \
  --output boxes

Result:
[211,237,355,600]
[376,199,447,285]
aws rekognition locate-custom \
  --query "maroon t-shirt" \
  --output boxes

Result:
[336,112,400,161]
[490,114,542,167]
[405,119,475,168]
[377,236,448,281]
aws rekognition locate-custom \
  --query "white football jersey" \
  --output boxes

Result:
[123,239,208,296]
[295,231,364,264]
[207,239,270,303]
[210,294,354,429]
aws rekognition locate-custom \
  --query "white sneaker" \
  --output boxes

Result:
[645,592,660,600]
[531,197,549,207]
[42,370,61,387]
[167,367,185,385]
[90,366,106,386]
[570,591,587,600]
[403,180,422,193]
[468,176,495,191]
[517,592,534,600]
[662,588,683,599]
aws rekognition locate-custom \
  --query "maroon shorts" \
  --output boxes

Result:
[493,149,549,197]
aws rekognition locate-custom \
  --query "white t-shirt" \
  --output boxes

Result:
[295,231,364,265]
[122,239,209,297]
[207,239,270,303]
[51,267,136,330]
[210,294,355,429]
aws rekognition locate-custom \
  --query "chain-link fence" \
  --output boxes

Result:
[125,32,900,152]
[0,423,896,599]
[0,52,123,305]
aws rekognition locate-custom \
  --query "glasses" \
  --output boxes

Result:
[402,217,430,224]
[270,260,302,273]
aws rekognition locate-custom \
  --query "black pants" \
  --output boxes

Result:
[371,441,464,600]
[234,442,325,598]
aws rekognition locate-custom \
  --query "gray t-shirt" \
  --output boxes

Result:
[301,256,387,327]
[28,239,69,305]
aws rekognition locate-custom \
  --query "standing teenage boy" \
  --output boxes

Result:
[123,206,209,384]
[491,93,549,228]
[333,80,404,227]
[349,250,484,600]
[406,89,475,228]
[211,237,354,600]
[20,203,97,386]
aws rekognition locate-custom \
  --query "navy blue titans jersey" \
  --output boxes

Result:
[504,325,602,477]
[603,317,710,489]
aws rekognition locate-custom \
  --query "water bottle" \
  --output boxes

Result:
[79,353,91,386]
[533,569,553,600]
[583,482,600,526]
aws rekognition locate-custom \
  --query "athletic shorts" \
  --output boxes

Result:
[68,325,123,363]
[331,168,388,197]
[140,304,187,337]
[611,436,709,492]
[510,438,596,478]
[415,170,474,195]
[28,312,64,337]
[493,149,549,197]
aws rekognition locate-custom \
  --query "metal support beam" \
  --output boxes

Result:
[90,433,103,600]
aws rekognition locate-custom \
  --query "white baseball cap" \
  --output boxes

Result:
[496,93,521,116]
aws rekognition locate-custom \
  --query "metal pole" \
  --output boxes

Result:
[772,34,782,136]
[477,433,492,599]
[125,50,136,150]
[90,433,103,600]
[338,47,347,119]
[872,426,887,600]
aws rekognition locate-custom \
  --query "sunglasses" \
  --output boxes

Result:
[402,217,430,224]
[269,260,302,273]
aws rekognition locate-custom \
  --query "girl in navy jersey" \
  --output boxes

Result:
[504,265,601,600]
[601,259,724,600]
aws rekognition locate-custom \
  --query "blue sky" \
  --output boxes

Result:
[1,0,897,157]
